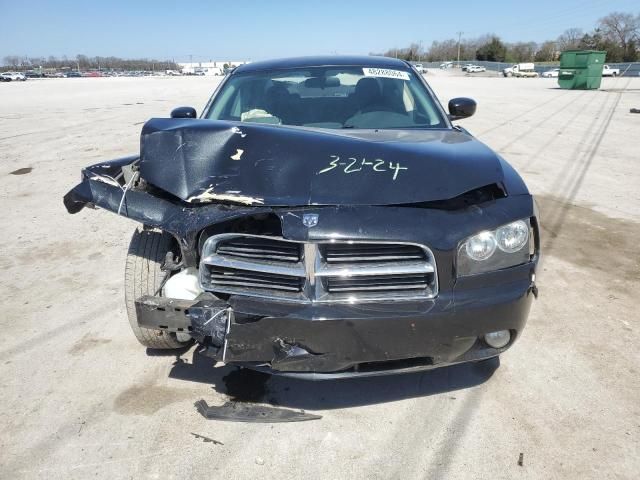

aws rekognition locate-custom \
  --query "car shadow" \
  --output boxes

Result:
[167,349,499,410]
[146,344,193,357]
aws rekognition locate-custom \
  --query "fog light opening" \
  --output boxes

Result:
[484,330,511,349]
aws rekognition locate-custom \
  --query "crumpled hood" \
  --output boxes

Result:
[139,118,504,206]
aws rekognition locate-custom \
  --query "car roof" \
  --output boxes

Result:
[234,55,411,74]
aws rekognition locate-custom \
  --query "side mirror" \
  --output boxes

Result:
[448,97,476,121]
[170,106,197,119]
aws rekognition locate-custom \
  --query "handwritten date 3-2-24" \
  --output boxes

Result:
[317,155,408,180]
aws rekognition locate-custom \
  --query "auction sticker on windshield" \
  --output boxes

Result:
[362,68,410,81]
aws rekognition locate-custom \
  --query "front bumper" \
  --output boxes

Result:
[136,262,536,379]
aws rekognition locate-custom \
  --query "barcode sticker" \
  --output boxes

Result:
[362,68,410,81]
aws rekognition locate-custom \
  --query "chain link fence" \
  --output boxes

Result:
[413,61,640,77]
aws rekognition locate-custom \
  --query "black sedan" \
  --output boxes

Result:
[64,56,539,378]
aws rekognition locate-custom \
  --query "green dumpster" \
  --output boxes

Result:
[558,50,606,89]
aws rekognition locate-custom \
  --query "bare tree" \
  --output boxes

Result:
[426,39,459,61]
[382,42,425,61]
[406,42,424,61]
[3,56,20,68]
[508,42,538,62]
[557,28,583,51]
[463,34,494,60]
[534,41,558,62]
[2,54,180,72]
[76,54,89,69]
[597,12,639,57]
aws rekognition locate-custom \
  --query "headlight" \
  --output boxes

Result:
[457,219,531,276]
[465,231,497,260]
[496,220,529,253]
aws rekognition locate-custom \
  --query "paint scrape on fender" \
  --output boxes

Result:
[186,187,264,205]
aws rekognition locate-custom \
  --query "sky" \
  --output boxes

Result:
[1,0,638,61]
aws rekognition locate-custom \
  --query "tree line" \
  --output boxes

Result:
[1,54,180,71]
[376,11,639,63]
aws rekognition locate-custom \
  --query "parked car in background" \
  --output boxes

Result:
[440,62,453,69]
[461,63,474,72]
[65,71,83,78]
[503,63,538,78]
[414,63,425,73]
[0,72,27,81]
[541,68,560,78]
[65,55,540,379]
[467,65,486,73]
[601,65,619,77]
[25,70,44,78]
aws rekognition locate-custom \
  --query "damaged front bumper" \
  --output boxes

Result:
[136,261,536,379]
[66,155,539,379]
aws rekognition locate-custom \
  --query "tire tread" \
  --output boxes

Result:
[124,228,187,349]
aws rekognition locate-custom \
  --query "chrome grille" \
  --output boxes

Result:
[200,234,438,302]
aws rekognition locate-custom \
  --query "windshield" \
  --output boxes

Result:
[205,66,446,129]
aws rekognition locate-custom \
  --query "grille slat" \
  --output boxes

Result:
[211,280,301,292]
[328,284,429,292]
[204,255,305,278]
[216,248,300,261]
[327,274,432,293]
[323,244,426,263]
[208,267,303,292]
[316,262,433,277]
[328,275,431,286]
[200,234,437,302]
[216,237,300,262]
[209,271,301,286]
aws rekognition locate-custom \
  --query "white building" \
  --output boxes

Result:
[178,61,248,76]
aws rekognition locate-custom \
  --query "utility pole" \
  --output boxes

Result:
[456,31,463,66]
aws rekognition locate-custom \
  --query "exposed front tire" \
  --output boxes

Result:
[124,228,192,349]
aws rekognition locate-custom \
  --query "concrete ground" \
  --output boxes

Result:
[1,73,638,479]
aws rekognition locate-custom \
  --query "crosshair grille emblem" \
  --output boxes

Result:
[302,213,319,228]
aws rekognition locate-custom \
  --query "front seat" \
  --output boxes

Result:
[265,83,295,123]
[351,77,385,113]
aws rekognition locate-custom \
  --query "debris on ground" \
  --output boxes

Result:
[195,400,322,423]
[191,432,224,445]
[9,167,32,175]
[518,452,524,466]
